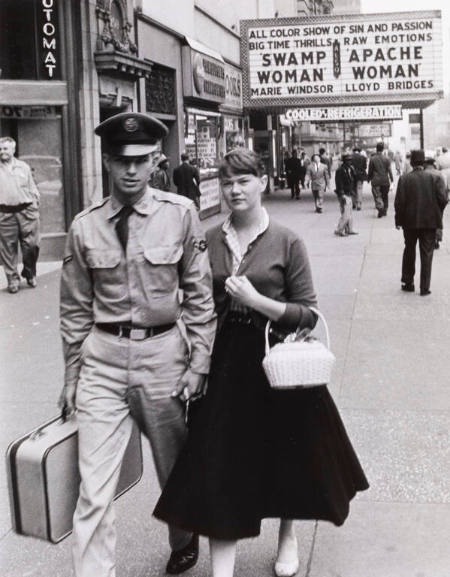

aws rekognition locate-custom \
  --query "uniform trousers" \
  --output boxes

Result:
[401,228,436,292]
[73,324,192,577]
[371,184,390,214]
[0,205,40,282]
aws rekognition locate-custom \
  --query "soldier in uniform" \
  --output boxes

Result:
[59,112,217,577]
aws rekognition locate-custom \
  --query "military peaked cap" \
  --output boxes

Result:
[95,112,168,156]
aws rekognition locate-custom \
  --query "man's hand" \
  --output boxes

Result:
[396,226,401,230]
[172,368,207,402]
[58,383,77,418]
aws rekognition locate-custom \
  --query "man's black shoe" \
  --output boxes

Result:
[377,210,384,218]
[401,283,415,292]
[166,535,199,574]
[420,289,431,296]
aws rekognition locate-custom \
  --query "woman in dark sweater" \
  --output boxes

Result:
[154,149,368,577]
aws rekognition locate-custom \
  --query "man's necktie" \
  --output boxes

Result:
[115,205,134,251]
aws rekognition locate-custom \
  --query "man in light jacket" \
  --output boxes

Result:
[305,153,329,213]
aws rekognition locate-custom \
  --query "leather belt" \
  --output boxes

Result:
[96,322,175,340]
[0,203,32,213]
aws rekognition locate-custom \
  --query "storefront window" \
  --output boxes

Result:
[184,110,221,217]
[0,106,65,233]
[184,111,220,179]
[224,116,244,153]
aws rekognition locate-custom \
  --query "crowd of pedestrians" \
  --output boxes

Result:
[281,142,449,295]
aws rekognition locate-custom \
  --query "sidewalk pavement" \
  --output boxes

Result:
[1,184,449,577]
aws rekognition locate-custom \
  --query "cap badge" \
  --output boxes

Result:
[123,117,139,132]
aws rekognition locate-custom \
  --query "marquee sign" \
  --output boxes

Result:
[241,11,443,108]
[285,104,403,121]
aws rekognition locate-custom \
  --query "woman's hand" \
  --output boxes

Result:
[225,275,260,308]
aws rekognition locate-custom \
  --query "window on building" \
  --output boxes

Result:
[146,65,176,116]
[0,106,65,233]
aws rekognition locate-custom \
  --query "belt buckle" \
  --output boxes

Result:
[129,328,149,340]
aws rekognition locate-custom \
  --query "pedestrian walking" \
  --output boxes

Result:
[150,153,171,191]
[0,136,40,293]
[299,150,309,189]
[367,142,394,218]
[402,152,413,176]
[173,152,201,209]
[154,148,369,577]
[284,149,301,200]
[351,146,367,210]
[305,153,329,212]
[394,149,447,296]
[394,150,403,176]
[59,112,217,577]
[334,154,358,236]
[436,146,450,191]
[424,154,447,249]
[319,147,332,178]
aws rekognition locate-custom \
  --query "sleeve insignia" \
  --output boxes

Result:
[192,238,207,252]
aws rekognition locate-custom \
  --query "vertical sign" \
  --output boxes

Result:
[38,0,61,79]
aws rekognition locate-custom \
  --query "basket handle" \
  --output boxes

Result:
[264,306,331,356]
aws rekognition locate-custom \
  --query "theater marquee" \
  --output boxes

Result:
[241,11,443,109]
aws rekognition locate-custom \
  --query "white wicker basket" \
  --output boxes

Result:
[262,307,335,389]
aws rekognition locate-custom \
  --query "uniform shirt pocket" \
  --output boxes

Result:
[142,245,183,294]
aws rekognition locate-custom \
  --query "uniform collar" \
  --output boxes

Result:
[107,187,155,220]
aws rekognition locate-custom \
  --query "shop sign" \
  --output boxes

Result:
[223,63,242,111]
[0,106,61,119]
[357,123,392,137]
[285,104,403,122]
[38,0,61,79]
[182,47,226,104]
[241,11,443,108]
[199,177,221,212]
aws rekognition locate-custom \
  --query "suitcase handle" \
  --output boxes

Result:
[29,408,70,440]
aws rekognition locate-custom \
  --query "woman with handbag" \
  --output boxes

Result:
[154,148,368,577]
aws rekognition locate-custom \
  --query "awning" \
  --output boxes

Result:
[184,36,224,63]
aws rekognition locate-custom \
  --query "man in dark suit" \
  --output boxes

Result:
[173,153,201,209]
[351,146,367,210]
[368,141,394,217]
[394,149,447,296]
[284,149,302,199]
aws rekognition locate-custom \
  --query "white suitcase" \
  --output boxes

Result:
[6,415,143,543]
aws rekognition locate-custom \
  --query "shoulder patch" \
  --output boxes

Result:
[192,238,207,252]
[73,197,110,221]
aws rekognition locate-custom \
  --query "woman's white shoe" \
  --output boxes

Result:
[274,535,299,577]
[274,558,299,577]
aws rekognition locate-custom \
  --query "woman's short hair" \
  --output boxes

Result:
[219,148,265,179]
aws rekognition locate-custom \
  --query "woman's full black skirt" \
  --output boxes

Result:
[154,320,369,540]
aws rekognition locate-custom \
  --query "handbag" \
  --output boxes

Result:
[262,307,335,389]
